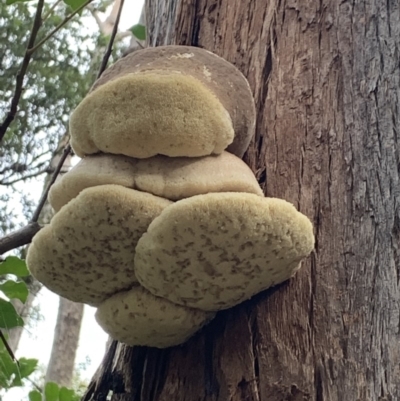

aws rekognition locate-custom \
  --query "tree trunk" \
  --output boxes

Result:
[84,1,400,400]
[45,297,84,387]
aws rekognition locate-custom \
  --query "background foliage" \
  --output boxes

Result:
[0,0,122,399]
[0,0,125,235]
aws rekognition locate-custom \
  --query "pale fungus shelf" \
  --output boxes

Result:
[49,152,263,212]
[27,185,172,306]
[95,286,215,348]
[26,45,315,349]
[75,45,256,158]
[70,73,234,159]
[134,193,315,311]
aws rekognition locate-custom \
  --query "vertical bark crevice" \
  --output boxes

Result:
[314,366,323,401]
[140,348,170,401]
[247,306,261,401]
[82,340,118,401]
[204,329,219,398]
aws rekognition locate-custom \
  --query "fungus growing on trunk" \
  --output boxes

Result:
[70,46,255,159]
[96,286,215,348]
[70,72,234,158]
[26,45,314,348]
[134,193,314,311]
[49,152,263,212]
[27,185,171,306]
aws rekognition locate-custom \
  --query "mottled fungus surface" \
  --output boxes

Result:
[134,193,315,311]
[95,286,215,348]
[70,73,234,158]
[26,45,315,348]
[27,185,172,306]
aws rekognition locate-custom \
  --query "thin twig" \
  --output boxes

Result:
[0,168,49,186]
[25,377,43,393]
[0,329,18,364]
[0,0,45,142]
[41,0,63,22]
[30,145,71,223]
[97,0,125,78]
[28,0,95,55]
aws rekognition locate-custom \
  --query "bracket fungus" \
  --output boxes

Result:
[27,185,172,306]
[70,46,256,159]
[95,286,215,348]
[134,193,315,311]
[26,45,315,348]
[70,73,234,158]
[49,152,263,212]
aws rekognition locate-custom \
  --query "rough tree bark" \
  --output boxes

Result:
[84,1,400,400]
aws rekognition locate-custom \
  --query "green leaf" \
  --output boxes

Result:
[59,387,78,401]
[29,390,42,401]
[63,0,87,11]
[16,357,38,380]
[0,257,29,277]
[44,382,59,401]
[129,24,146,41]
[6,0,33,5]
[0,339,37,389]
[9,358,38,387]
[0,280,28,303]
[0,298,24,329]
[0,346,15,388]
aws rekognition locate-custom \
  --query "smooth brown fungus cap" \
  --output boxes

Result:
[27,185,172,306]
[75,45,256,158]
[95,286,215,348]
[134,193,315,311]
[48,152,263,212]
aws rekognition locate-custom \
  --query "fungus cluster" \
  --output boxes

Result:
[26,46,315,348]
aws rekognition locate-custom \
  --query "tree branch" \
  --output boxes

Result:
[31,144,71,223]
[28,0,96,55]
[0,329,18,363]
[25,377,43,393]
[86,5,106,34]
[41,0,63,22]
[97,0,126,78]
[0,222,42,255]
[0,0,45,143]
